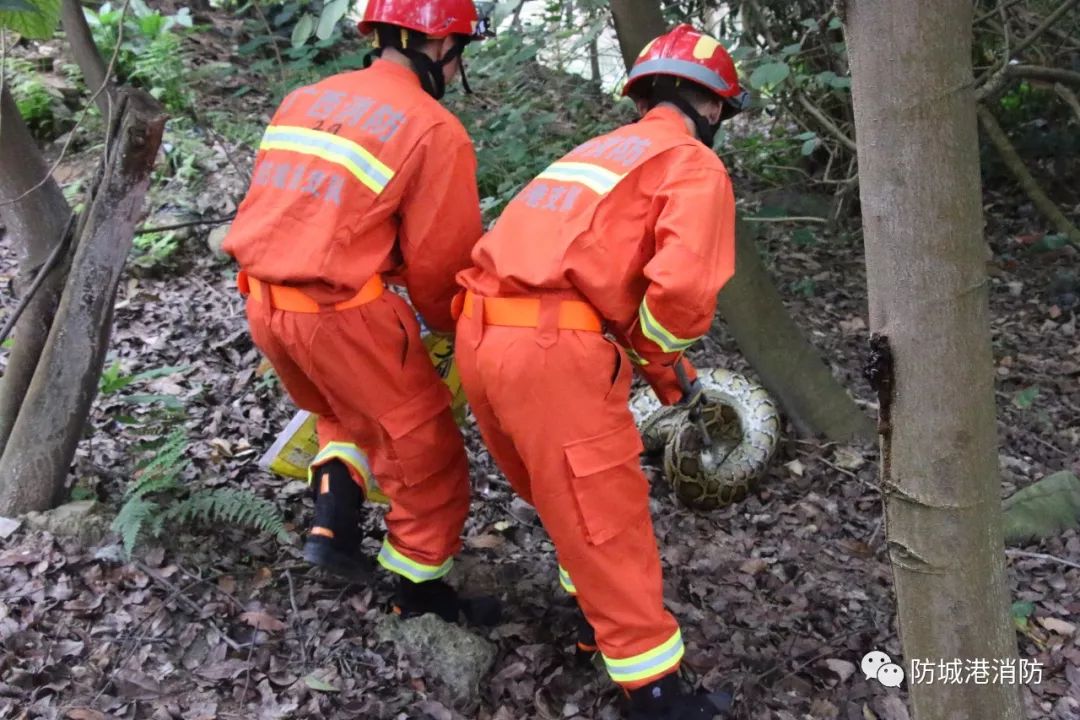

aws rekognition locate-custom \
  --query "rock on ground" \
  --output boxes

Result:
[375,613,497,711]
[22,500,109,546]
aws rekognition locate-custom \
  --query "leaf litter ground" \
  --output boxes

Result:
[0,20,1078,720]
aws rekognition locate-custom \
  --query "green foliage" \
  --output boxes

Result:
[99,361,188,396]
[0,0,60,39]
[84,0,195,113]
[447,28,632,221]
[1002,471,1080,545]
[161,488,290,542]
[131,230,181,269]
[111,426,289,555]
[1012,386,1039,410]
[6,57,72,135]
[1011,600,1035,631]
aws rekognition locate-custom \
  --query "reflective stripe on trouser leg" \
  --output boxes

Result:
[308,440,389,503]
[603,629,685,685]
[559,565,577,595]
[377,537,453,583]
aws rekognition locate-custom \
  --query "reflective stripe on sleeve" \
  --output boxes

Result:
[638,298,700,353]
[558,565,577,595]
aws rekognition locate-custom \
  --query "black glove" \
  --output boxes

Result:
[677,376,705,410]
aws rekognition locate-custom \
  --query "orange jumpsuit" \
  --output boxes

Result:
[224,59,483,583]
[454,105,735,688]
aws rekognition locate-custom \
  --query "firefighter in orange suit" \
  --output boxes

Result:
[454,25,748,717]
[224,0,498,623]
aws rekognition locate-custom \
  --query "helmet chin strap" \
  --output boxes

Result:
[654,91,721,148]
[364,28,470,101]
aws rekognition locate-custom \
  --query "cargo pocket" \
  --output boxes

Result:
[563,423,648,545]
[378,382,458,487]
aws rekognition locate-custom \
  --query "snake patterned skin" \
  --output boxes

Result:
[630,368,781,510]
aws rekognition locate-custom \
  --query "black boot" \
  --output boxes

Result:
[302,460,371,578]
[627,673,732,720]
[573,604,598,655]
[392,577,502,626]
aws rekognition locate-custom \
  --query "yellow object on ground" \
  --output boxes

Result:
[257,327,467,505]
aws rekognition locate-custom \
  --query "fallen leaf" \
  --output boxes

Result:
[785,459,805,477]
[879,696,911,720]
[466,533,505,550]
[240,610,286,632]
[1038,617,1077,636]
[196,659,251,680]
[0,517,21,539]
[113,670,162,700]
[66,710,107,720]
[832,447,866,471]
[739,558,767,576]
[417,700,452,720]
[303,673,339,693]
[822,658,856,683]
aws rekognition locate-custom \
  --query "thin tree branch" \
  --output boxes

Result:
[1056,82,1080,123]
[977,105,1080,250]
[0,214,76,347]
[251,0,286,84]
[974,0,1027,26]
[1006,549,1080,572]
[135,213,236,235]
[796,94,857,152]
[744,215,829,224]
[1007,64,1080,86]
[976,0,1080,92]
[0,0,131,208]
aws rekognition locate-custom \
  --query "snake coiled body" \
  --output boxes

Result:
[630,368,781,510]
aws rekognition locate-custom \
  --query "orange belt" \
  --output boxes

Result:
[460,290,603,333]
[237,270,384,313]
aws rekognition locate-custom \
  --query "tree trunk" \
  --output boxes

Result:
[60,0,116,115]
[717,221,874,440]
[0,90,166,515]
[609,0,873,442]
[608,0,667,68]
[846,2,1023,719]
[0,87,73,453]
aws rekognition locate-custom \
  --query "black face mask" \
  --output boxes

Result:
[647,87,721,147]
[364,29,471,101]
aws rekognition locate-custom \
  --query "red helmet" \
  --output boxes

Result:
[623,24,746,110]
[359,0,488,39]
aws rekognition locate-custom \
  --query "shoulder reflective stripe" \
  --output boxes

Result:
[603,630,685,684]
[377,538,453,583]
[558,565,577,594]
[261,125,395,195]
[309,442,373,484]
[627,58,730,94]
[638,298,700,353]
[535,161,626,195]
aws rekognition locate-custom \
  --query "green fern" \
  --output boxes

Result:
[162,488,290,543]
[126,428,187,499]
[112,496,160,555]
[113,425,289,555]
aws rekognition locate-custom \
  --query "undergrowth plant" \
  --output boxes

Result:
[100,362,288,555]
[113,428,289,555]
[84,0,196,113]
[6,57,73,135]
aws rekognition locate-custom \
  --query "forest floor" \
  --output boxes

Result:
[1,15,1079,720]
